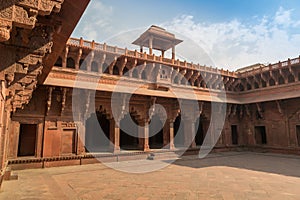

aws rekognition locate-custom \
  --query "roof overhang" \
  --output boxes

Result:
[132,25,183,51]
[38,0,90,83]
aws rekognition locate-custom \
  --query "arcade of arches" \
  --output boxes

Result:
[1,1,300,185]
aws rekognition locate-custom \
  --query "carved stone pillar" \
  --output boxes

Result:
[172,45,175,59]
[138,121,149,151]
[163,119,175,150]
[163,120,170,147]
[76,122,86,155]
[109,119,120,153]
[75,48,82,70]
[149,36,153,55]
[0,103,11,184]
[62,46,69,68]
[0,82,9,181]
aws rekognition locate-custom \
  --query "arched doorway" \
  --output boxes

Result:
[174,114,184,147]
[149,115,164,149]
[195,115,205,146]
[85,112,110,152]
[132,68,138,78]
[80,59,87,70]
[91,61,98,72]
[66,57,75,69]
[120,114,139,150]
[54,57,62,67]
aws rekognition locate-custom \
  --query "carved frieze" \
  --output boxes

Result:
[0,0,64,41]
[0,19,11,42]
[61,121,76,129]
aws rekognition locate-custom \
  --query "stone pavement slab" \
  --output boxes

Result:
[1,152,300,200]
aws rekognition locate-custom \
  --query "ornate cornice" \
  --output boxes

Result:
[0,0,65,111]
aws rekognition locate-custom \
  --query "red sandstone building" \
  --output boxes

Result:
[0,0,300,186]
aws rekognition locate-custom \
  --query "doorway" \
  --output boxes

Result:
[17,124,37,157]
[231,125,238,145]
[120,114,139,150]
[85,113,110,152]
[174,115,184,147]
[149,115,164,149]
[255,126,267,145]
[195,117,204,146]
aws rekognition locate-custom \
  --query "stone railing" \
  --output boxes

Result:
[67,38,236,77]
[237,57,300,77]
[63,38,300,92]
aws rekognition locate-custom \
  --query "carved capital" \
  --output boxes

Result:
[0,19,11,42]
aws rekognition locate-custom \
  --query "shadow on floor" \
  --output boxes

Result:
[167,151,300,178]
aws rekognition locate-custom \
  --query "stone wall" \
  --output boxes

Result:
[7,85,300,163]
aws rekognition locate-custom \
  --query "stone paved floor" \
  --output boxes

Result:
[1,152,300,200]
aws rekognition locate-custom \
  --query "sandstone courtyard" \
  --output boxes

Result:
[1,151,300,200]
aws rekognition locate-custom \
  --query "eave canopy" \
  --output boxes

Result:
[132,25,183,51]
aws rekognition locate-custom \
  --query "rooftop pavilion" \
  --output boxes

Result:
[132,25,183,59]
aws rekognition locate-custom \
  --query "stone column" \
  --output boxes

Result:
[109,119,120,153]
[0,96,11,182]
[172,45,175,60]
[75,48,82,70]
[76,121,86,155]
[163,120,170,147]
[224,123,231,147]
[246,123,255,146]
[138,121,149,151]
[36,123,44,158]
[163,120,175,150]
[62,46,69,68]
[149,37,153,55]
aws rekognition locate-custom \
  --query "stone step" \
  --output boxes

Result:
[3,167,18,181]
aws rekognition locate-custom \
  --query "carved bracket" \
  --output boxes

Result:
[256,103,264,119]
[46,86,53,116]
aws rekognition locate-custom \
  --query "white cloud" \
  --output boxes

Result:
[274,7,293,26]
[74,0,114,41]
[74,5,300,71]
[162,7,300,70]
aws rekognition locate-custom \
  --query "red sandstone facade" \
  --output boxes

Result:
[0,0,90,184]
[0,0,300,186]
[6,35,300,170]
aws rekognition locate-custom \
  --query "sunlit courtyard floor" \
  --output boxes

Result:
[1,151,300,200]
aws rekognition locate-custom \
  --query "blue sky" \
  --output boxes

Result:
[72,0,300,70]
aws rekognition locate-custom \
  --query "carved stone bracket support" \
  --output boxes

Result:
[256,103,264,119]
[199,101,204,115]
[148,96,157,120]
[276,100,283,115]
[245,104,251,118]
[0,0,64,42]
[60,87,67,115]
[227,104,232,119]
[83,90,92,120]
[46,86,53,116]
[118,57,127,76]
[108,56,117,75]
